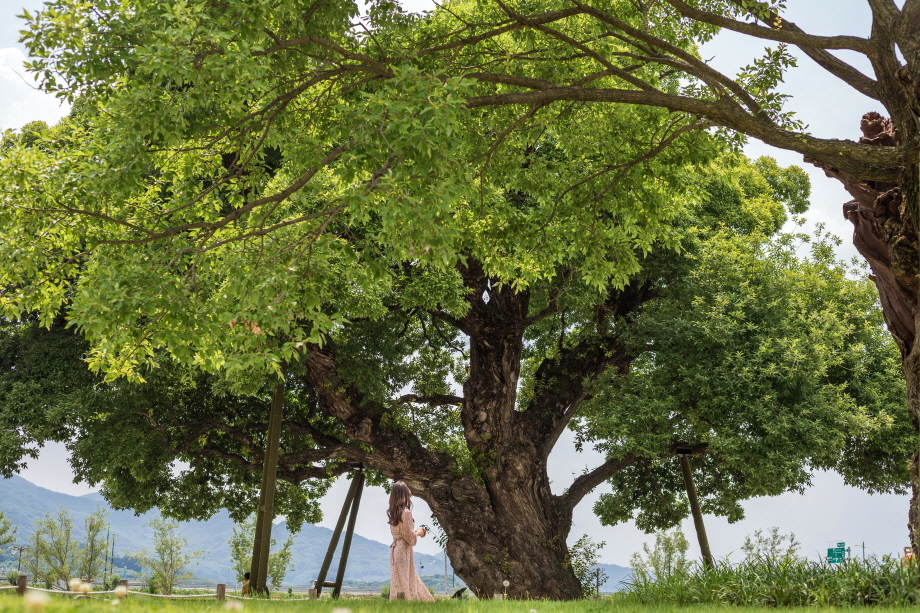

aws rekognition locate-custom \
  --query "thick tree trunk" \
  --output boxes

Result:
[812,112,920,554]
[439,263,581,599]
[907,342,920,553]
[425,471,580,600]
[301,260,647,599]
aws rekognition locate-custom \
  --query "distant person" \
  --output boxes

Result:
[241,572,250,596]
[388,481,434,601]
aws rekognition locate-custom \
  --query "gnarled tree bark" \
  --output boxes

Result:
[297,259,649,599]
[808,111,920,552]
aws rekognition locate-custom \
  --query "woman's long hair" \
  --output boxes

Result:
[387,481,412,526]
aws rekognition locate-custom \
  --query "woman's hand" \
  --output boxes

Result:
[415,526,427,538]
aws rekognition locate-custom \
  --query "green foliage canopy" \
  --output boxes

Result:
[0,316,333,527]
[580,225,910,531]
[0,0,715,385]
[0,147,909,538]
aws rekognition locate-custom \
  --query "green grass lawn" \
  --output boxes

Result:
[4,590,920,613]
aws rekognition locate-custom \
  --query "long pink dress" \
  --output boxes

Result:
[389,508,434,601]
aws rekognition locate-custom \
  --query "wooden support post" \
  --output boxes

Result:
[308,589,317,601]
[493,594,504,601]
[332,471,364,599]
[103,529,110,588]
[314,468,364,597]
[679,455,714,568]
[250,382,285,595]
[16,575,26,596]
[250,463,270,593]
[216,584,226,601]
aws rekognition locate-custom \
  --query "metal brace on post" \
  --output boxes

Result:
[312,462,365,599]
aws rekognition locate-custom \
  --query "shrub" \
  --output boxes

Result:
[629,529,690,581]
[741,527,800,563]
[568,535,607,598]
[622,555,920,606]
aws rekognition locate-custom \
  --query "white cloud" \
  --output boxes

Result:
[0,47,70,132]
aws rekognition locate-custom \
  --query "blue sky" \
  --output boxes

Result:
[0,0,911,565]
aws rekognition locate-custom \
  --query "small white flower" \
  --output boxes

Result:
[502,580,510,587]
[24,591,50,612]
[80,581,92,594]
[530,609,538,613]
[225,600,244,611]
[110,599,121,607]
[69,578,82,593]
[332,608,352,613]
[114,585,128,599]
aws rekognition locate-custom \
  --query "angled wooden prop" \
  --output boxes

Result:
[313,463,365,599]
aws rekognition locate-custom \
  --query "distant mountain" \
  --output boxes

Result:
[595,563,633,591]
[0,475,631,589]
[0,475,452,584]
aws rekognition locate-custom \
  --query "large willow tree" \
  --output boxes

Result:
[0,0,912,598]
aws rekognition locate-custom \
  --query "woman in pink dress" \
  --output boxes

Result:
[388,481,434,601]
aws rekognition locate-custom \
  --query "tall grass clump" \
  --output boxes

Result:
[622,555,920,606]
[623,528,920,606]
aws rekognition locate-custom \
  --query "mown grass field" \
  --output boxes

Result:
[3,591,920,613]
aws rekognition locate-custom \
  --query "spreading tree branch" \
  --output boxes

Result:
[665,0,876,54]
[466,84,916,182]
[562,453,637,509]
